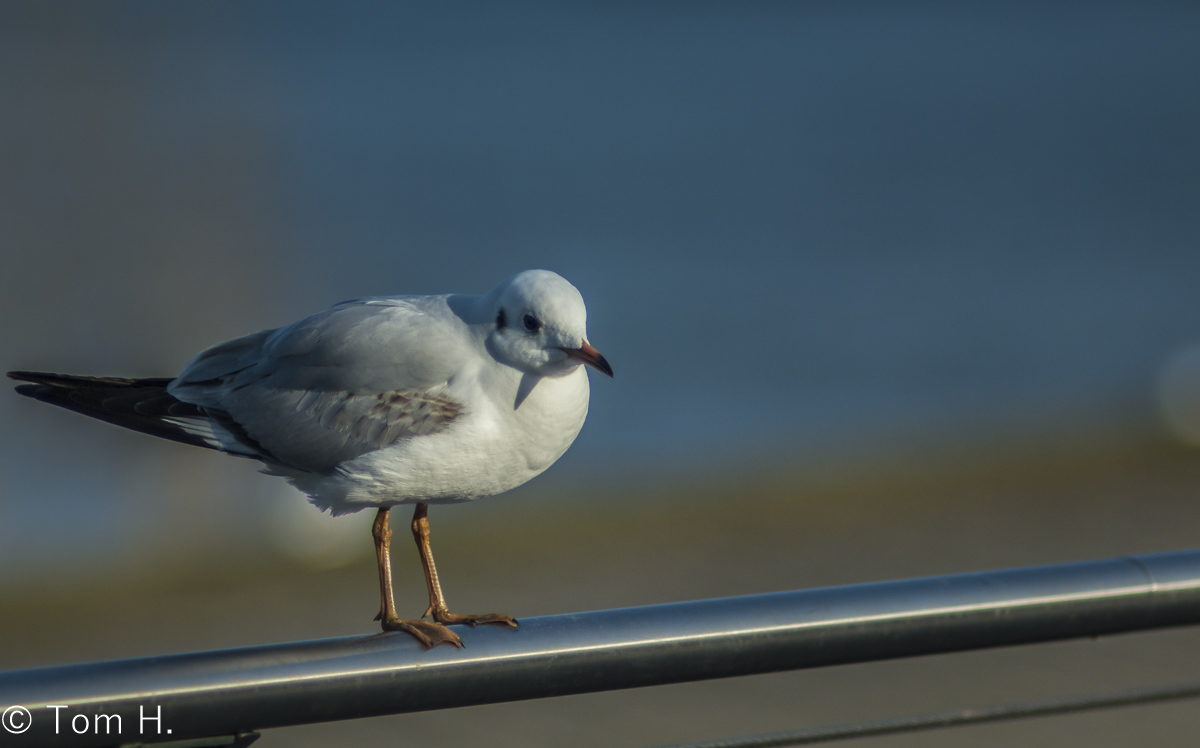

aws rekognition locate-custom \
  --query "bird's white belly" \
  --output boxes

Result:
[298,368,590,514]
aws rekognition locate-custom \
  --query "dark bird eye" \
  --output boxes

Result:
[496,308,507,330]
[523,314,542,332]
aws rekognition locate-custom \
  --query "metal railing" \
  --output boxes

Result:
[3,549,1200,747]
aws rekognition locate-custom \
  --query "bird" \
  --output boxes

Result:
[7,269,612,649]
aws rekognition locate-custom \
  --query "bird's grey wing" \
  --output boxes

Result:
[168,298,472,471]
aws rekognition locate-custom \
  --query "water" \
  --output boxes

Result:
[2,1,1199,577]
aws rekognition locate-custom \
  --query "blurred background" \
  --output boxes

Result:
[3,2,1200,745]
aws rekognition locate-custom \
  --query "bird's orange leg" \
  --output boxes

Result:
[372,507,463,649]
[412,503,518,629]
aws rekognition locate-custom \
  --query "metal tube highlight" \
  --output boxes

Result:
[3,549,1200,747]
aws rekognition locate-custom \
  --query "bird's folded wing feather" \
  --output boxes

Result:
[168,298,472,471]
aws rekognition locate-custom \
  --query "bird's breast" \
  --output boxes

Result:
[326,365,591,506]
[503,366,591,472]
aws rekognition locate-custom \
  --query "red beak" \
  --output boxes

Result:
[561,342,614,377]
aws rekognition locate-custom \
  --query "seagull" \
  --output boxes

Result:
[7,269,612,649]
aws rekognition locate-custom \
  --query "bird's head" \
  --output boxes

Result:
[482,270,613,379]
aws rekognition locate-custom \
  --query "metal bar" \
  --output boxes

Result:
[653,678,1200,747]
[3,549,1200,747]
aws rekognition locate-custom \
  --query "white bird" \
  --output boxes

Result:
[8,269,612,648]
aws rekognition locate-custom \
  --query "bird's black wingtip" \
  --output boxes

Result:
[7,372,48,394]
[8,371,69,388]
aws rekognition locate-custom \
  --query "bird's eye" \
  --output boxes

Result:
[496,308,507,330]
[523,314,542,332]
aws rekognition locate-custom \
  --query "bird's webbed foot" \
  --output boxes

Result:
[427,606,519,628]
[379,616,464,649]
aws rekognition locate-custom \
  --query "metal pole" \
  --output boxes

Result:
[3,549,1200,747]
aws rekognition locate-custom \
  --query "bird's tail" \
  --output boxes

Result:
[6,370,221,452]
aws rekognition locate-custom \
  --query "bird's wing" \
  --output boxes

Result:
[169,297,474,471]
